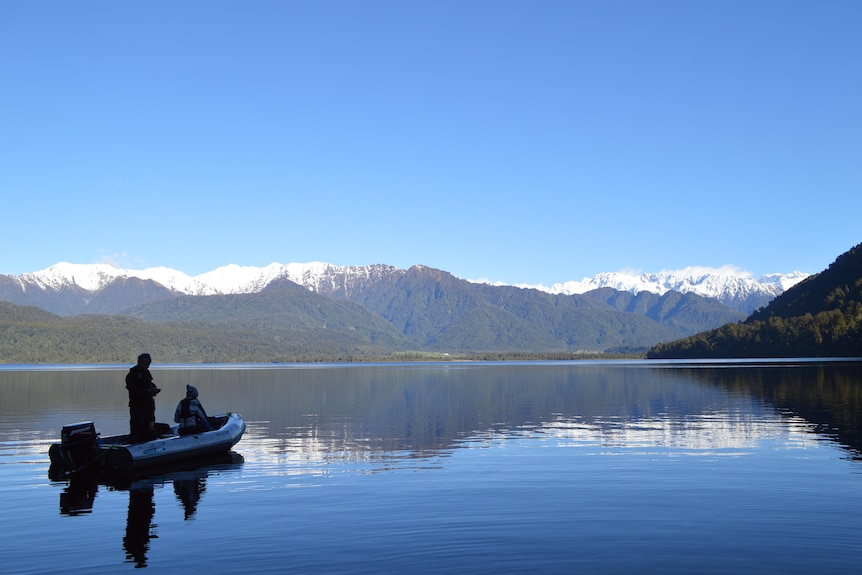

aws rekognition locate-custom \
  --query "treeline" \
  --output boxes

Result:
[0,303,397,364]
[648,243,862,359]
[0,302,641,364]
[647,308,862,358]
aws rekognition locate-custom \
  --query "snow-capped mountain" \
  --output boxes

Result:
[14,262,322,296]
[536,266,808,302]
[13,262,399,296]
[557,268,807,314]
[6,261,808,314]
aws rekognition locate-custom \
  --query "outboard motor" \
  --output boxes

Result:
[49,422,99,475]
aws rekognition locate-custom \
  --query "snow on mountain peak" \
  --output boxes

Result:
[541,265,807,302]
[195,263,291,294]
[22,262,126,292]
[21,262,200,294]
[14,262,810,308]
[759,270,810,291]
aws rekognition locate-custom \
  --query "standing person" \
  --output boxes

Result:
[125,353,160,443]
[174,385,214,435]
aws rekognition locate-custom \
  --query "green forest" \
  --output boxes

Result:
[0,302,641,364]
[648,243,862,358]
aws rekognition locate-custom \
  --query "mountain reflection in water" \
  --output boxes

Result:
[222,361,862,465]
[663,360,862,458]
[2,361,860,574]
[3,360,860,463]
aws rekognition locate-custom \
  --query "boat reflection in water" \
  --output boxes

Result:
[57,452,244,568]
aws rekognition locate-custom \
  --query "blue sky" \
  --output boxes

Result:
[1,1,859,285]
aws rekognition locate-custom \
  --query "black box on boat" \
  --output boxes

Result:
[61,421,97,445]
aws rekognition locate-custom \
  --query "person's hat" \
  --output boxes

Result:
[186,385,199,398]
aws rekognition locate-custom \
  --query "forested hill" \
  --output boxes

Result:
[0,268,746,364]
[647,243,862,359]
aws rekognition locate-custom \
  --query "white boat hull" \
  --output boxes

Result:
[49,413,246,475]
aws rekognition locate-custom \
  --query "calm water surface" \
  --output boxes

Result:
[1,360,860,574]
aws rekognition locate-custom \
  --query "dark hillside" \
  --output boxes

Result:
[342,265,686,351]
[119,278,413,352]
[748,243,862,322]
[0,301,60,322]
[0,281,415,363]
[647,243,862,359]
[580,288,746,332]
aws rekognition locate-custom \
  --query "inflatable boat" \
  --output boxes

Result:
[48,413,246,478]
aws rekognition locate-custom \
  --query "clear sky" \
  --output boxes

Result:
[1,1,859,285]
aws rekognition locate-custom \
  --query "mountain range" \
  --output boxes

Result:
[4,262,806,315]
[0,261,808,363]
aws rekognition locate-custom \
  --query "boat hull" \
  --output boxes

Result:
[49,413,246,477]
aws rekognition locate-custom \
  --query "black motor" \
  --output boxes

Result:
[49,422,99,476]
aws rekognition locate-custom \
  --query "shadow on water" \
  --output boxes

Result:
[57,451,244,568]
[661,360,862,459]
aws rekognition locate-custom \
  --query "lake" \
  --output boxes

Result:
[1,360,861,574]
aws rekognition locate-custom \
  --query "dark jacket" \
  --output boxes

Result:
[126,365,157,408]
[174,397,213,431]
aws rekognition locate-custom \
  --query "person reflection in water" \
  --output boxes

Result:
[123,486,156,568]
[58,468,222,568]
[173,473,208,520]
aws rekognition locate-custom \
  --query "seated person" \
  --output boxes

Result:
[174,385,215,435]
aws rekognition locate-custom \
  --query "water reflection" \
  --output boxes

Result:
[124,485,155,568]
[57,452,243,568]
[230,362,855,467]
[174,472,207,520]
[59,473,98,516]
[660,361,862,458]
[13,362,861,574]
[6,361,860,469]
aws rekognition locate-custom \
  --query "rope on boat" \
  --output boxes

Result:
[66,443,121,475]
